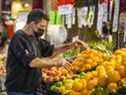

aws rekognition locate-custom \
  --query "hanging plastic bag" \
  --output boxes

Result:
[87,6,95,28]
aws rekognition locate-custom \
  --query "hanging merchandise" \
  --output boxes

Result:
[87,0,96,28]
[112,0,120,32]
[97,0,109,33]
[77,0,96,28]
[49,11,56,24]
[66,14,72,28]
[66,8,76,28]
[58,3,74,28]
[47,25,67,46]
[72,8,75,25]
[64,8,75,28]
[109,0,113,21]
[56,12,62,25]
[77,0,89,28]
[97,3,104,33]
[119,13,126,42]
[49,11,62,25]
[77,7,88,28]
[102,1,108,22]
[87,6,95,28]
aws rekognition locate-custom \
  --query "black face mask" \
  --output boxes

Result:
[34,29,45,37]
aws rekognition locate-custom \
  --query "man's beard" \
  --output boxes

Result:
[34,29,45,37]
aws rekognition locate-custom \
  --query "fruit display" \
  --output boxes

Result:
[42,49,106,83]
[50,48,126,95]
[88,40,114,56]
[71,49,107,72]
[42,67,73,83]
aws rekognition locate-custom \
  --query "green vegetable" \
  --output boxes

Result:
[92,86,109,95]
[50,82,62,91]
[63,49,80,59]
[79,72,86,78]
[88,40,114,56]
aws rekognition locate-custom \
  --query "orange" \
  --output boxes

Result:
[108,71,121,83]
[115,64,126,77]
[87,78,98,90]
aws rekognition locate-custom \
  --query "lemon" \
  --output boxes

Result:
[63,79,74,90]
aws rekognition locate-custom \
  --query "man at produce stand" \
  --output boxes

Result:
[5,9,82,95]
[5,9,86,95]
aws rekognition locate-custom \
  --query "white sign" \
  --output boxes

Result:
[58,4,73,15]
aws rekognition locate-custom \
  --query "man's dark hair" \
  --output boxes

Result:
[27,9,49,24]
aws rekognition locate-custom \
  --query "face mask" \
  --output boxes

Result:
[34,29,45,37]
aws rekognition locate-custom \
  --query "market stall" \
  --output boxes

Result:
[0,0,126,95]
[41,43,126,95]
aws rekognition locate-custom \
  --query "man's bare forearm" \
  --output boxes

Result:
[30,58,56,68]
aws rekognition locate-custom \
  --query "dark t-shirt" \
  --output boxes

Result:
[5,30,54,93]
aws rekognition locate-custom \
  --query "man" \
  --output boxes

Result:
[5,9,76,95]
[5,9,86,95]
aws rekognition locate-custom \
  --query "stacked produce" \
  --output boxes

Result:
[50,48,126,95]
[42,67,73,83]
[42,48,81,83]
[71,49,107,72]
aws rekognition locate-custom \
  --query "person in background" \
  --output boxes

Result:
[0,16,7,50]
[5,9,82,95]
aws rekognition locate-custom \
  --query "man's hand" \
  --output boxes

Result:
[73,39,89,49]
[30,58,44,68]
[52,57,73,72]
